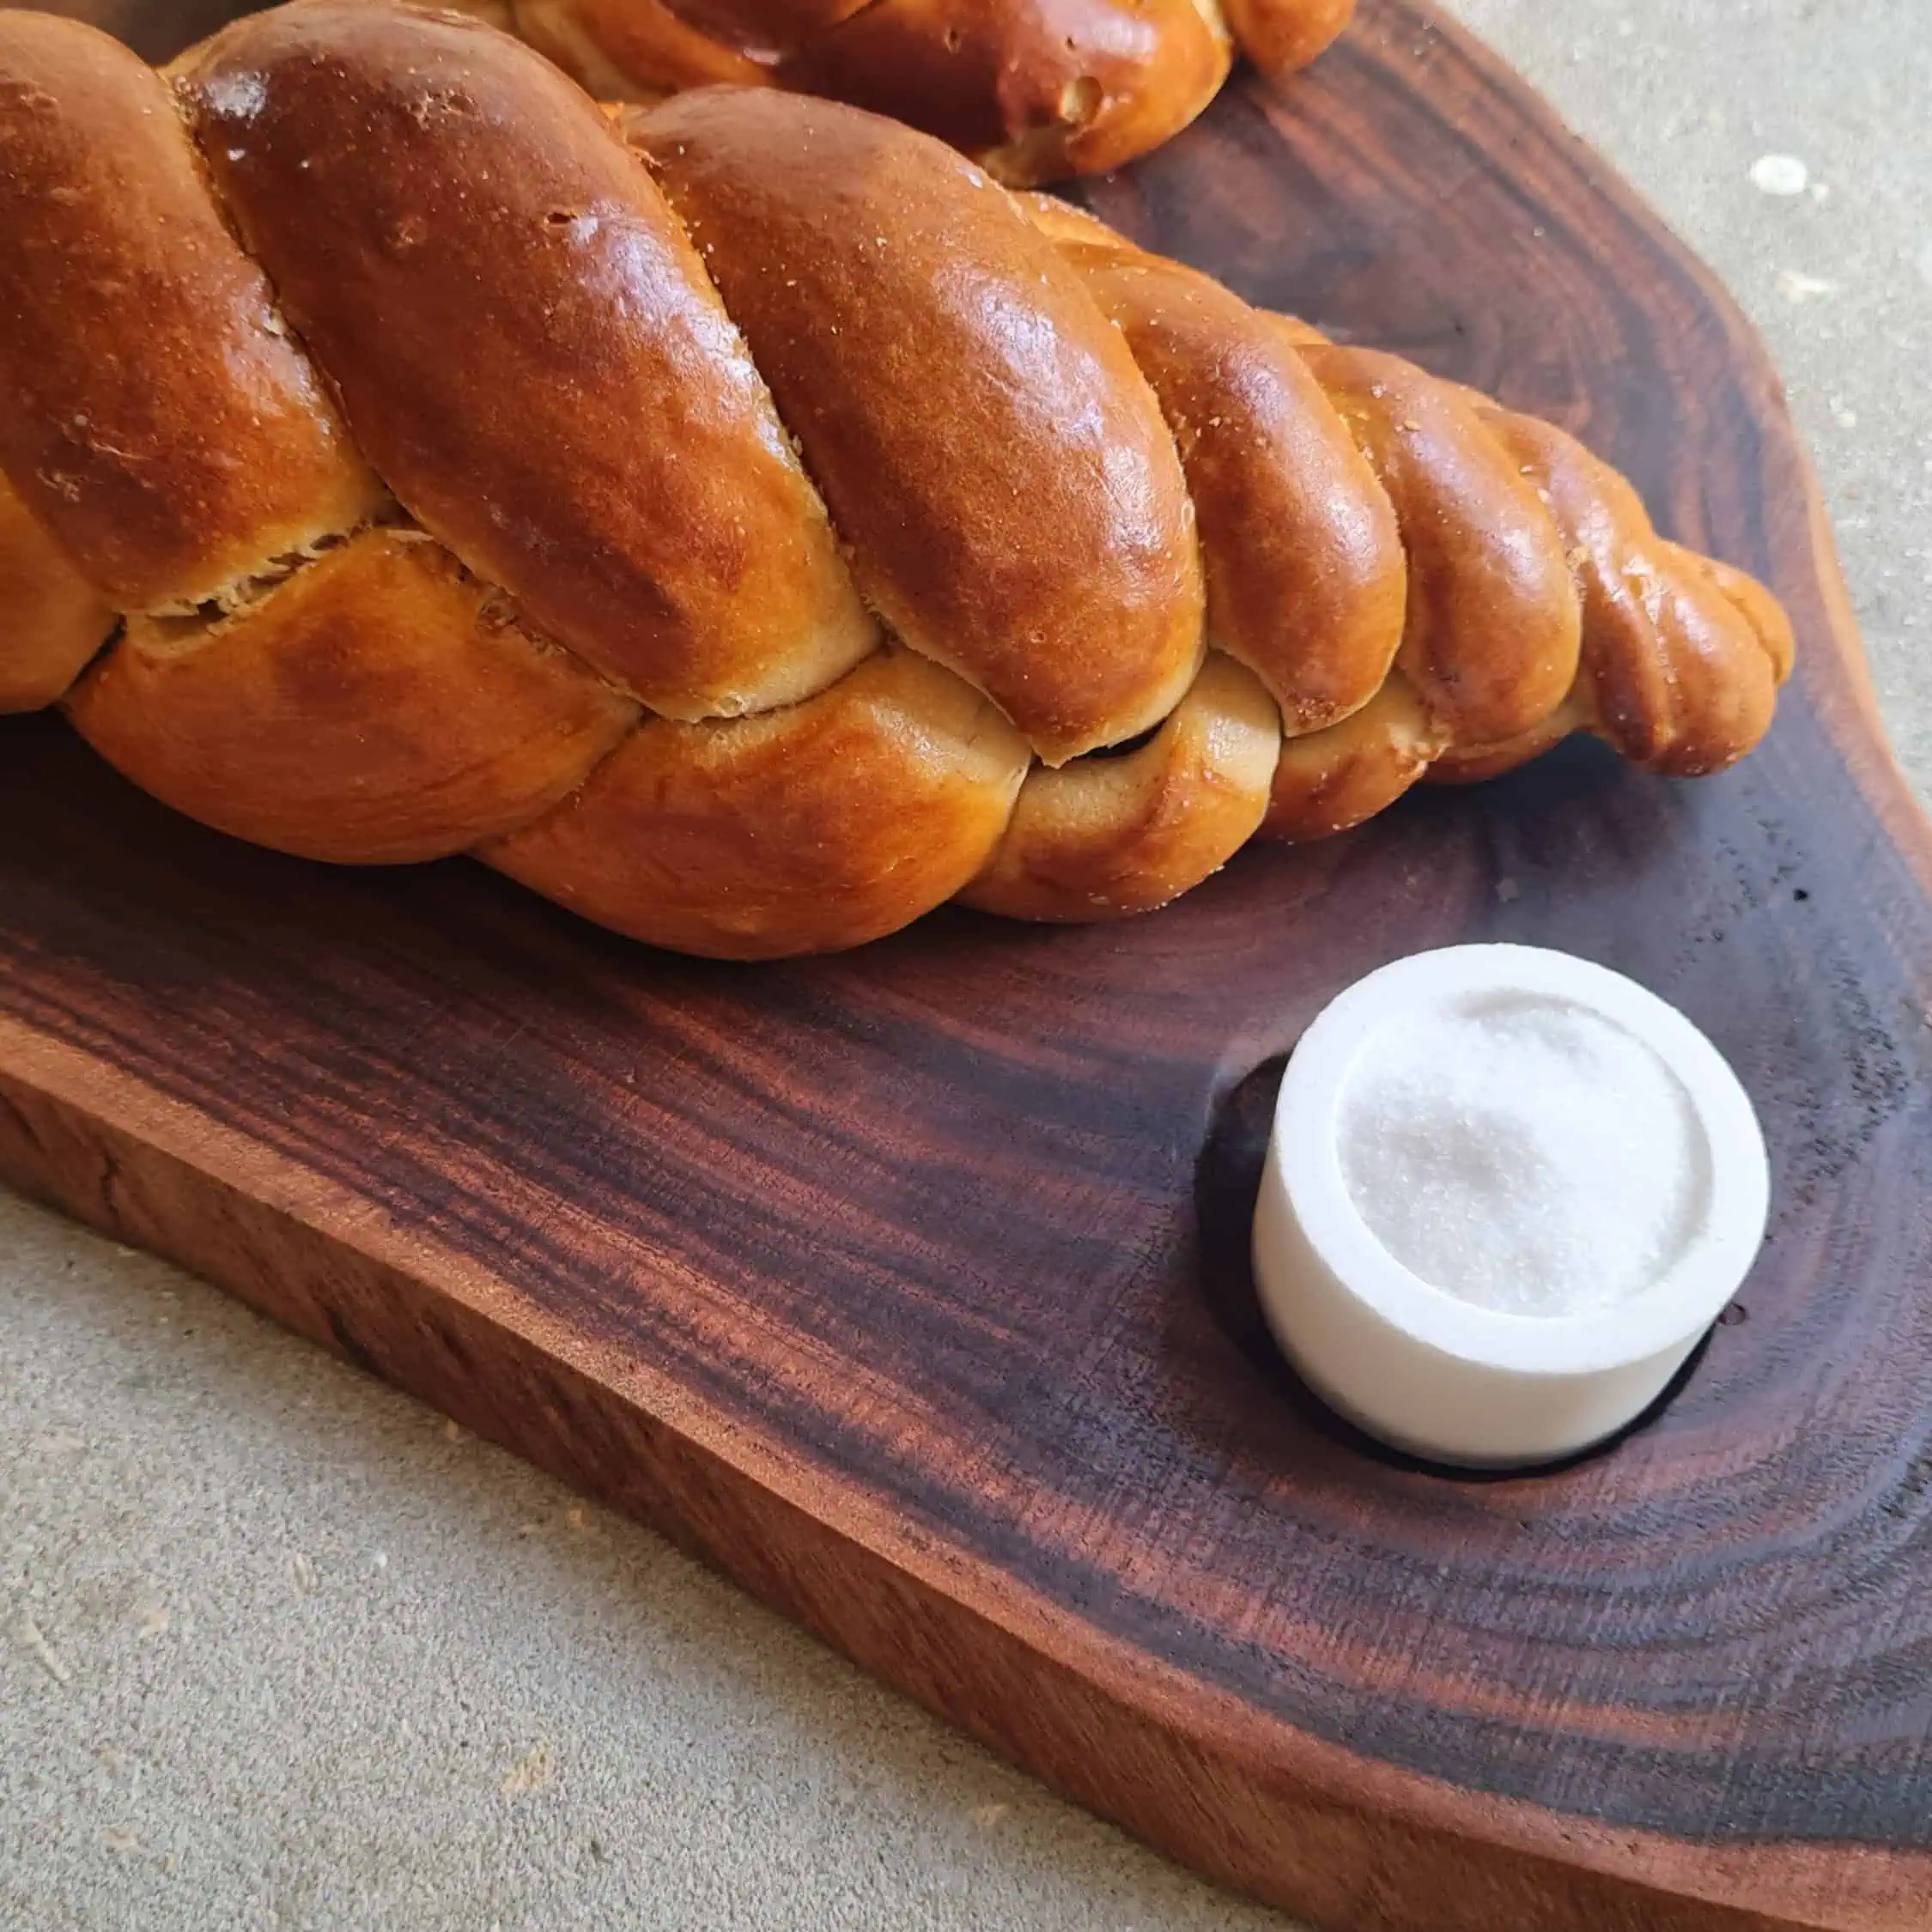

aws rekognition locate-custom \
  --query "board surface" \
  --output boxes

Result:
[3,4,1931,1928]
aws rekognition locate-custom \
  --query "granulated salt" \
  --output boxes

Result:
[1334,989,1712,1317]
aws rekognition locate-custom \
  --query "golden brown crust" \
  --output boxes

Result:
[1295,343,1583,750]
[1262,673,1448,839]
[516,0,772,91]
[486,647,1030,957]
[779,0,1231,186]
[661,0,868,54]
[1023,200,1405,736]
[1690,551,1797,688]
[1218,0,1352,74]
[186,3,876,721]
[1422,705,1583,787]
[961,652,1279,920]
[68,528,639,865]
[0,12,1791,959]
[1459,411,1789,779]
[0,469,114,715]
[0,11,384,611]
[486,0,1352,185]
[631,87,1203,763]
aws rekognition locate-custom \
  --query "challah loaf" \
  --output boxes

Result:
[0,3,1792,959]
[435,0,1356,185]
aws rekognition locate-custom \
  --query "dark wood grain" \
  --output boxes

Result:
[3,4,1930,1927]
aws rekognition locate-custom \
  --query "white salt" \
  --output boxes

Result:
[1334,990,1711,1318]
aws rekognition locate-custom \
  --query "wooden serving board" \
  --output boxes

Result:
[4,4,1929,1927]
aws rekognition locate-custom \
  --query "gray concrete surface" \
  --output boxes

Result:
[3,4,1928,1927]
[1451,0,1932,797]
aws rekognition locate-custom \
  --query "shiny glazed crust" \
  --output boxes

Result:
[453,0,1356,186]
[0,5,1793,959]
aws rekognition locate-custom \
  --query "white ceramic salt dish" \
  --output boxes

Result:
[1251,945,1771,1469]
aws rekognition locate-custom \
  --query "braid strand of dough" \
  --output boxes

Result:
[0,3,1792,960]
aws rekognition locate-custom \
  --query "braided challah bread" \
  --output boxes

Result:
[0,3,1792,960]
[433,0,1355,185]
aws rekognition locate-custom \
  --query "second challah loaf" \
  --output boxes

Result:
[0,3,1791,958]
[437,0,1358,186]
